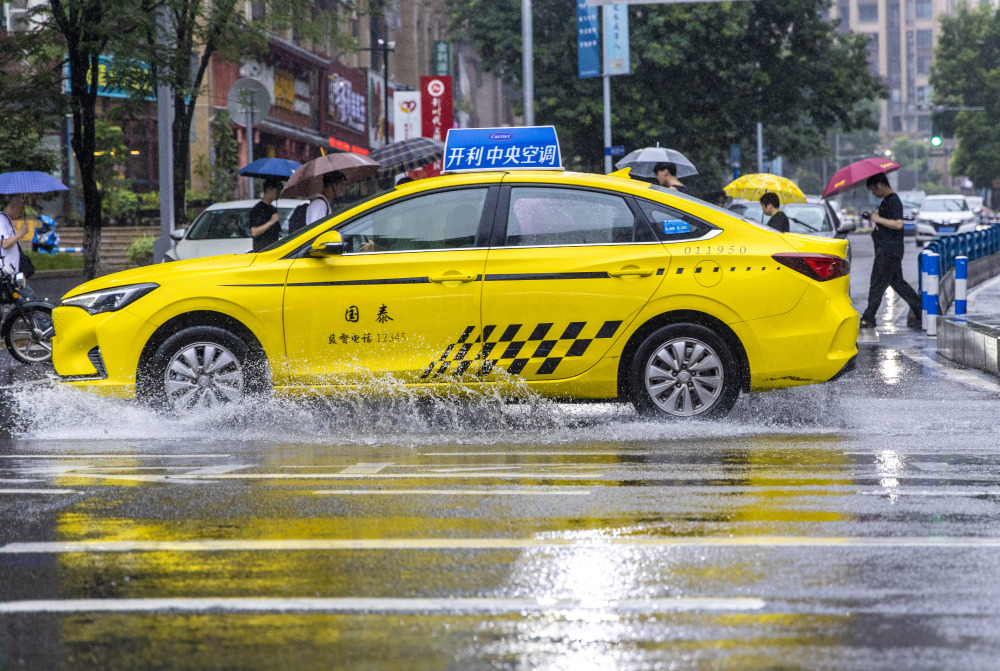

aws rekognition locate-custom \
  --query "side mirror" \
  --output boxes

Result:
[837,219,857,234]
[170,228,186,241]
[309,230,345,257]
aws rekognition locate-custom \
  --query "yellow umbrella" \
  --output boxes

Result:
[723,173,807,204]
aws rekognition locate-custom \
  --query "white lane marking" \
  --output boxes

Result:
[0,454,231,459]
[184,465,252,476]
[339,463,393,475]
[6,536,1000,554]
[859,491,1000,497]
[312,488,591,496]
[0,478,42,483]
[900,349,1000,393]
[172,473,604,481]
[0,596,766,615]
[421,452,642,457]
[912,462,957,471]
[0,489,76,495]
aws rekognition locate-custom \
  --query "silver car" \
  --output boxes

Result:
[729,197,854,261]
[163,198,307,262]
[914,195,977,245]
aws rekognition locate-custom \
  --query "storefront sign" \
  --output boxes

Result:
[433,41,451,76]
[328,68,367,135]
[420,76,452,143]
[393,91,421,142]
[274,68,296,111]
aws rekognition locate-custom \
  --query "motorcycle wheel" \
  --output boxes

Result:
[3,305,55,365]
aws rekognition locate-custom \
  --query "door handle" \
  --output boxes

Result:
[608,268,654,278]
[429,273,478,283]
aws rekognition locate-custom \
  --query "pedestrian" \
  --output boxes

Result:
[653,162,688,193]
[305,171,347,227]
[860,172,922,330]
[0,195,29,273]
[759,192,789,233]
[250,178,283,252]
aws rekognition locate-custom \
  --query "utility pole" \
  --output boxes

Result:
[522,0,534,125]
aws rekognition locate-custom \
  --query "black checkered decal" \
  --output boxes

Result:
[421,320,623,379]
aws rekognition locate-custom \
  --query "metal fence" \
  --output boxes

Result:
[918,226,1000,293]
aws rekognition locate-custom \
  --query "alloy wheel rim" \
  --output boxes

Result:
[164,342,244,410]
[644,337,724,417]
[9,313,54,363]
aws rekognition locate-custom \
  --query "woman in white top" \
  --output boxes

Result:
[0,196,29,273]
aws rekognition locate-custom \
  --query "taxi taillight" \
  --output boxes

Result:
[772,253,849,282]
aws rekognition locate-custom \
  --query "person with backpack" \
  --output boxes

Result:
[0,196,30,274]
[303,171,347,229]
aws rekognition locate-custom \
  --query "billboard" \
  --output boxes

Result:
[393,91,421,142]
[420,76,452,143]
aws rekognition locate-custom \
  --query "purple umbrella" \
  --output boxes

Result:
[0,171,69,195]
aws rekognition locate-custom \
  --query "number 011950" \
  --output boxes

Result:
[684,245,747,255]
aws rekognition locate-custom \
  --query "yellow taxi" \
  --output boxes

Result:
[52,130,857,419]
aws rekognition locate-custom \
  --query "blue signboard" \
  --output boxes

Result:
[442,126,563,173]
[577,0,600,79]
[602,4,630,76]
[604,145,625,156]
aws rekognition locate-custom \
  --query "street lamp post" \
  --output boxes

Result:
[361,39,396,144]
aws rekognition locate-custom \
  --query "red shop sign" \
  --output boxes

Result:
[420,76,452,143]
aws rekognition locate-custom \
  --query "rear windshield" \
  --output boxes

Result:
[737,203,832,233]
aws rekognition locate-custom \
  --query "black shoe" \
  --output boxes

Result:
[907,313,922,330]
[859,317,875,329]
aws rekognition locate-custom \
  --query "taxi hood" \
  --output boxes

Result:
[61,254,257,300]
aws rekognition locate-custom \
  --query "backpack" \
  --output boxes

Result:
[287,202,309,234]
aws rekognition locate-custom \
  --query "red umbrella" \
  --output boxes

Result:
[822,157,902,198]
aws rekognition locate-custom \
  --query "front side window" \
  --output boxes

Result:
[338,188,488,253]
[503,187,637,246]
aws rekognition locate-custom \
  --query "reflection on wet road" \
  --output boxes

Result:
[3,337,1000,669]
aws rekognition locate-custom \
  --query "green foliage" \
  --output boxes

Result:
[126,235,156,264]
[209,112,240,202]
[138,192,160,209]
[792,167,823,195]
[446,0,883,191]
[104,185,139,219]
[890,137,930,175]
[0,114,60,175]
[931,5,1000,188]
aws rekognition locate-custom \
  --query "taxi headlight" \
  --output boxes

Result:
[61,283,159,315]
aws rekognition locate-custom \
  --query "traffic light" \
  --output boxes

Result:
[931,136,942,147]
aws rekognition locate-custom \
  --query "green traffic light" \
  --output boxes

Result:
[931,136,942,146]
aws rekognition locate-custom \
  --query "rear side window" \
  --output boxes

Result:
[503,187,638,246]
[187,210,251,240]
[636,199,716,242]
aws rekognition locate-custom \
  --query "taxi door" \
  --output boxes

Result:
[479,182,670,381]
[282,185,496,386]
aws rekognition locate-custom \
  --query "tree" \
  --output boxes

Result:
[208,112,239,203]
[131,0,353,227]
[0,115,60,175]
[931,4,1000,189]
[446,0,883,192]
[0,0,151,278]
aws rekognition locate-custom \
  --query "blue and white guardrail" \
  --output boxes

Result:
[917,226,1000,334]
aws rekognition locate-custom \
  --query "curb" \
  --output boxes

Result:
[32,269,85,279]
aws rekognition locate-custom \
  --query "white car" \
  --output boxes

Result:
[163,199,307,262]
[914,195,977,245]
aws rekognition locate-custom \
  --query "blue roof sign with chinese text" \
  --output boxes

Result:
[442,126,563,173]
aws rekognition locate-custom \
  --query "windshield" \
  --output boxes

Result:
[187,206,296,240]
[921,198,968,213]
[898,191,925,208]
[966,197,983,209]
[735,203,832,233]
[258,181,395,254]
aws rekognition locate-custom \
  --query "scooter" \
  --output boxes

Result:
[31,214,60,255]
[1,265,54,364]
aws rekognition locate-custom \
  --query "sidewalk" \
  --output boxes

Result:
[936,272,1000,378]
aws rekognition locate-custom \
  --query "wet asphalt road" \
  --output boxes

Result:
[3,234,1000,669]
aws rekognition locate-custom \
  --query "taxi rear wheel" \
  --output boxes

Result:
[138,326,264,412]
[628,324,739,420]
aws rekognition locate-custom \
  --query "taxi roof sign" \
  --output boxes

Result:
[442,126,563,173]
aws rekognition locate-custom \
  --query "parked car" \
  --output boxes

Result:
[729,196,854,261]
[897,190,925,236]
[163,199,307,262]
[914,195,977,245]
[964,196,995,228]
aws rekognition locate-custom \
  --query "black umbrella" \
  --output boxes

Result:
[370,137,445,178]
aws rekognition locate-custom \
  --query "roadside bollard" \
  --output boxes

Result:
[927,252,939,337]
[921,252,929,331]
[955,255,968,316]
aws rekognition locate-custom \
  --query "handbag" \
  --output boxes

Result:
[18,243,35,279]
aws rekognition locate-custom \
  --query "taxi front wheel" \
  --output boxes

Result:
[137,326,267,412]
[628,324,739,419]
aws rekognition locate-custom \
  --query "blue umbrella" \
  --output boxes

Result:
[0,171,69,194]
[238,158,302,179]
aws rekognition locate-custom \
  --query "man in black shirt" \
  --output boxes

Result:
[653,162,688,193]
[759,192,789,233]
[860,172,922,329]
[250,178,283,252]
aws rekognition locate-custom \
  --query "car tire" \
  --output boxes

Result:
[137,326,268,411]
[627,323,740,420]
